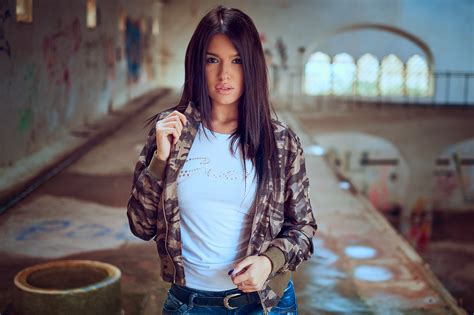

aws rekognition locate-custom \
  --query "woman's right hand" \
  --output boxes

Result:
[155,110,188,161]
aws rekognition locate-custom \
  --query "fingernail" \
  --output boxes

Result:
[228,269,234,275]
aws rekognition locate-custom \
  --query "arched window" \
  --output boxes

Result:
[304,52,332,95]
[406,55,430,96]
[380,54,404,96]
[304,51,431,98]
[356,54,379,96]
[332,53,356,95]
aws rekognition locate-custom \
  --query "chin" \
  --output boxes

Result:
[210,94,241,106]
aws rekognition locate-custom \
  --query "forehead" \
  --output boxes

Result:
[207,34,239,56]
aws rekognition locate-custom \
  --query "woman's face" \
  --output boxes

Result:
[205,34,244,110]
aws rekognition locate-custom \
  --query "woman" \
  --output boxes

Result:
[127,5,317,314]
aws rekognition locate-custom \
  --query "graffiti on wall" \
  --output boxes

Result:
[125,18,141,82]
[42,18,82,89]
[0,6,11,58]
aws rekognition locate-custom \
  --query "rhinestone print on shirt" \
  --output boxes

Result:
[177,157,252,181]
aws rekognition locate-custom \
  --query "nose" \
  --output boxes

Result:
[218,62,231,81]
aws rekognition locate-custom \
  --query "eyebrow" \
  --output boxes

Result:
[206,52,240,58]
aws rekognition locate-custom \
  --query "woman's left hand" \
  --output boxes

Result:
[230,255,272,292]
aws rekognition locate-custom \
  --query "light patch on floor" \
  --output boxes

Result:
[305,144,326,156]
[0,195,142,258]
[344,245,377,259]
[354,265,393,282]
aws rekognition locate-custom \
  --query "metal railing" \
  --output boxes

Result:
[279,69,474,109]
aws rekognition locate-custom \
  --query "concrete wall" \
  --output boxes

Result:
[159,0,474,101]
[0,0,163,167]
[435,139,474,211]
[316,132,409,215]
[317,131,474,213]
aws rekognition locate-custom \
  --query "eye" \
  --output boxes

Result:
[206,56,218,64]
[233,58,242,64]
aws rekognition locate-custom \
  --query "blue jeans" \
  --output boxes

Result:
[162,280,298,314]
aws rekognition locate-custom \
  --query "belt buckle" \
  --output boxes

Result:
[223,293,241,310]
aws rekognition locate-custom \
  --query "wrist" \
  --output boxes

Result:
[154,150,168,161]
[260,255,273,277]
[260,246,286,276]
[148,150,168,179]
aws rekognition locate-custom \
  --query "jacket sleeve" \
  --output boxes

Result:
[126,119,168,241]
[261,134,317,275]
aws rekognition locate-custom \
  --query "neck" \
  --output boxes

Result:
[211,102,238,122]
[206,102,238,133]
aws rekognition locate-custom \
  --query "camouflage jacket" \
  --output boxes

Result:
[127,101,317,313]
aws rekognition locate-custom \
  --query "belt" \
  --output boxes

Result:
[170,284,261,310]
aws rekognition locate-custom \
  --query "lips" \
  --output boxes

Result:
[216,83,234,95]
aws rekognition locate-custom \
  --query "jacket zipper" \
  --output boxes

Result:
[256,245,269,315]
[247,188,269,314]
[257,289,268,314]
[162,195,176,282]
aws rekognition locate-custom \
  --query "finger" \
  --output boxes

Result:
[160,120,183,135]
[172,110,188,126]
[232,256,254,276]
[232,268,252,285]
[164,111,188,127]
[158,121,183,137]
[160,115,183,130]
[159,127,179,144]
[237,284,258,292]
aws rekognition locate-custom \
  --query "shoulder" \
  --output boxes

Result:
[156,105,179,122]
[270,118,303,152]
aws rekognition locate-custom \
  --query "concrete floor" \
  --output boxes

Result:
[295,105,474,313]
[0,93,466,314]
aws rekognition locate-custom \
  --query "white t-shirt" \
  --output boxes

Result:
[177,123,258,291]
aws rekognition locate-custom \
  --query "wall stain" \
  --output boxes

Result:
[42,18,82,89]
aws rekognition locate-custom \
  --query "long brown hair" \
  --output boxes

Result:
[145,5,279,192]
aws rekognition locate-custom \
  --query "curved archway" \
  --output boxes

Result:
[314,131,410,226]
[304,23,434,66]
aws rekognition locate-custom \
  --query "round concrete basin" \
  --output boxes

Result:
[14,260,121,315]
